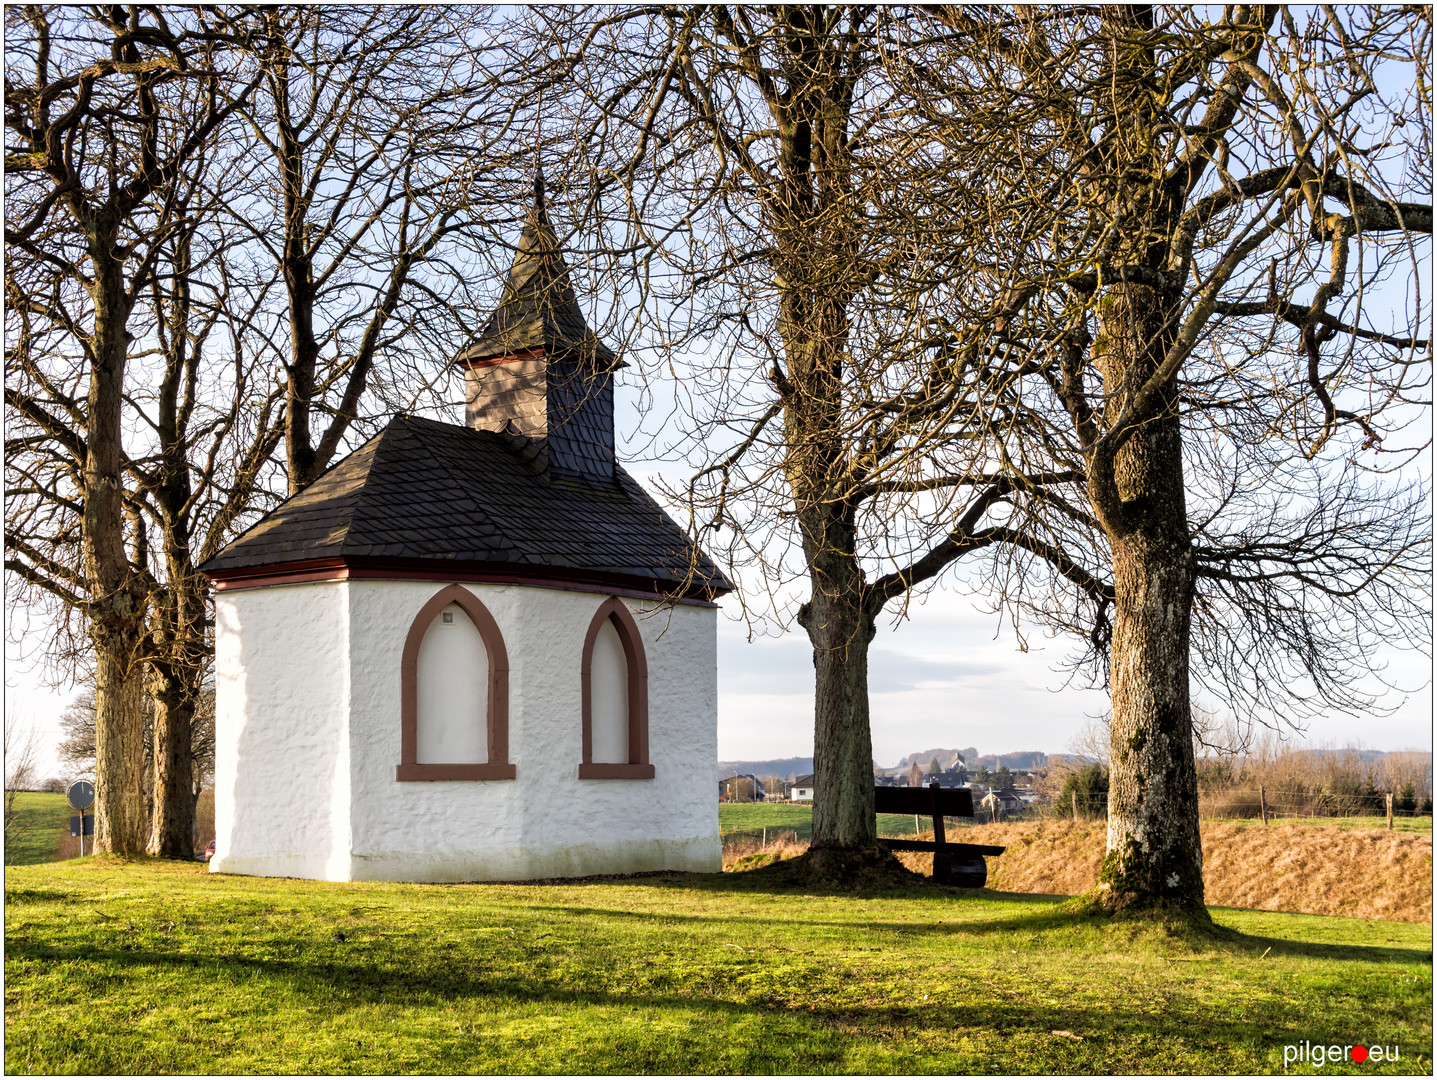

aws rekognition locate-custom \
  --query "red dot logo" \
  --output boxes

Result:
[1352,1046,1369,1064]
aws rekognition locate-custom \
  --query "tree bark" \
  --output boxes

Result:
[144,221,204,859]
[1067,6,1207,915]
[269,34,321,495]
[797,516,880,856]
[764,22,881,860]
[1090,280,1205,913]
[1100,518,1203,907]
[148,684,195,856]
[85,234,150,855]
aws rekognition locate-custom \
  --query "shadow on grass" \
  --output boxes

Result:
[916,894,1433,966]
[5,934,1416,1066]
[543,872,1436,967]
[23,861,1431,971]
[500,898,1431,968]
[1208,920,1433,967]
[492,864,1435,962]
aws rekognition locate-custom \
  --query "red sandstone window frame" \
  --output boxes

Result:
[397,584,516,781]
[579,597,653,779]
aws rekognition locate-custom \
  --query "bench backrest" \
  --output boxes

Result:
[874,783,974,819]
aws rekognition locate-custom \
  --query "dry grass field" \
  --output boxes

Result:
[890,821,1433,923]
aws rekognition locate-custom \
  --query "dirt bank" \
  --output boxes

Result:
[897,821,1432,923]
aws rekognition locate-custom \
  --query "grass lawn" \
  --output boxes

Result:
[5,792,69,866]
[719,802,934,841]
[4,857,1431,1074]
[720,802,818,841]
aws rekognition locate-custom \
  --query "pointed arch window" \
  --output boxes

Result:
[398,585,515,781]
[579,597,653,779]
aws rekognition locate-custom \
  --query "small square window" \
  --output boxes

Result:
[441,612,454,624]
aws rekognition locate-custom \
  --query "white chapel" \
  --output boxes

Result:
[200,180,731,882]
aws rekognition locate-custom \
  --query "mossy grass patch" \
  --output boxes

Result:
[5,856,1430,1074]
[5,792,71,866]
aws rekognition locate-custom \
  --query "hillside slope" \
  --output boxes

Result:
[913,821,1433,924]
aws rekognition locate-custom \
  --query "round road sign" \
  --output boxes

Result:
[67,780,94,811]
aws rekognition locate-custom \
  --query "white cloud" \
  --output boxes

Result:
[716,587,1433,767]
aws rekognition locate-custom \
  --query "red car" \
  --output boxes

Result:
[202,840,215,862]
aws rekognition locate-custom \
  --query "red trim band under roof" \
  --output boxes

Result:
[203,555,722,606]
[456,346,547,370]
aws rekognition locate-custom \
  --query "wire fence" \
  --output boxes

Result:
[720,786,1432,854]
[1053,787,1433,822]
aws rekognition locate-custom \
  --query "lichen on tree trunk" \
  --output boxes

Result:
[798,545,880,857]
[1090,279,1206,915]
[1099,528,1204,911]
[92,642,148,853]
[148,684,196,857]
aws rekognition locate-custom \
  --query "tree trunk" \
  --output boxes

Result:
[147,219,204,859]
[1100,526,1203,909]
[148,685,195,857]
[801,595,878,853]
[1076,7,1207,915]
[796,512,881,858]
[84,232,150,854]
[91,640,147,852]
[1090,281,1205,913]
[269,29,321,495]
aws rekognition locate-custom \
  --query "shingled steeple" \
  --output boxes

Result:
[456,174,619,483]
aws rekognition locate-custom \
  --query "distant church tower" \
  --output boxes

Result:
[455,174,619,483]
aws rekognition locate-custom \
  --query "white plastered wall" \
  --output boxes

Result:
[211,577,720,882]
[209,580,352,879]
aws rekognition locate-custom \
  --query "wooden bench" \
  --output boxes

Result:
[875,781,1005,887]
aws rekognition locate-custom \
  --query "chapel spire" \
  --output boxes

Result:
[455,171,617,372]
[455,173,619,483]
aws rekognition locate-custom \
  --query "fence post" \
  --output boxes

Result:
[1072,790,1078,822]
[1387,793,1394,831]
[1260,785,1268,825]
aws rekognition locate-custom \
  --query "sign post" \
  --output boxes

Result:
[66,781,95,857]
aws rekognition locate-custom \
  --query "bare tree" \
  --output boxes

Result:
[524,6,1107,875]
[8,5,541,858]
[525,6,1427,899]
[232,7,530,494]
[911,5,1431,913]
[56,690,100,777]
[5,6,261,852]
[127,133,285,856]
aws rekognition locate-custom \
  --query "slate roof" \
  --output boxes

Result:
[199,413,731,598]
[455,175,618,370]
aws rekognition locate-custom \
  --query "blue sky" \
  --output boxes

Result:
[709,585,1433,769]
[7,383,1430,783]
